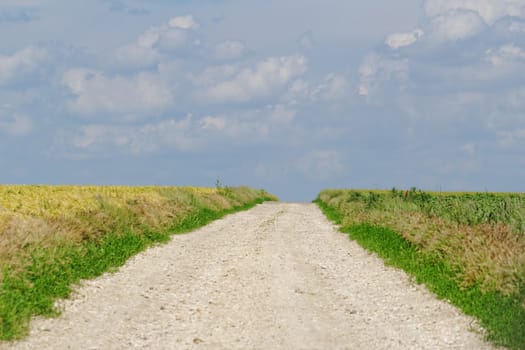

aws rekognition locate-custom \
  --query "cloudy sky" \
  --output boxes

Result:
[1,0,524,201]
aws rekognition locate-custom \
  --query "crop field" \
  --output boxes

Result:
[316,188,525,349]
[0,185,277,340]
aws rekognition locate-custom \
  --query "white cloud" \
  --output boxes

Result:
[212,40,248,61]
[137,22,192,51]
[0,113,32,136]
[110,15,198,68]
[358,0,525,125]
[461,143,476,155]
[425,0,525,25]
[202,55,307,103]
[385,29,424,49]
[62,69,173,117]
[112,44,162,69]
[169,15,198,30]
[200,111,271,138]
[311,74,349,101]
[71,116,197,154]
[203,105,297,140]
[358,53,409,96]
[268,104,296,124]
[189,65,237,87]
[497,128,525,148]
[68,102,298,155]
[200,116,226,131]
[137,27,162,48]
[430,10,486,42]
[509,21,525,32]
[281,79,311,104]
[0,47,47,85]
[282,74,349,104]
[295,150,344,180]
[421,1,525,43]
[487,44,525,66]
[156,28,191,52]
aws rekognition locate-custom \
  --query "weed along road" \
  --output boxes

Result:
[2,203,495,350]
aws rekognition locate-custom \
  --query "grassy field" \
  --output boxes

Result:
[316,188,525,349]
[0,185,277,340]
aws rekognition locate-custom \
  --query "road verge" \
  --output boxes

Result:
[0,185,276,340]
[315,194,525,350]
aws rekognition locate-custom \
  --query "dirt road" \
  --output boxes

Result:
[2,203,494,349]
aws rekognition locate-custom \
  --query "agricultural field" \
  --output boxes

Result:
[316,188,525,349]
[0,185,277,340]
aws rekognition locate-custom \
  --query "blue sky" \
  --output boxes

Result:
[1,0,525,201]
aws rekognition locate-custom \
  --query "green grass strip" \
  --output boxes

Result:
[0,198,268,341]
[314,198,525,350]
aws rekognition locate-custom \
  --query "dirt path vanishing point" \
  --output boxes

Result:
[2,203,496,350]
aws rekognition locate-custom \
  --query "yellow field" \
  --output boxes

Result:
[0,185,273,270]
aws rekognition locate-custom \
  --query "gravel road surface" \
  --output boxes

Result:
[1,203,495,349]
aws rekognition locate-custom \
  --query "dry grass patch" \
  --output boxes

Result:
[0,185,276,340]
[0,185,272,274]
[319,189,525,298]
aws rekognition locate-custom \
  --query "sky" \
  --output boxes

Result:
[1,0,525,201]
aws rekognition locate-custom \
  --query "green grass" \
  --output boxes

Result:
[319,189,525,297]
[315,198,525,350]
[0,197,270,341]
[341,188,525,234]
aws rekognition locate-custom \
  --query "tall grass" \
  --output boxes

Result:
[0,185,277,340]
[388,188,525,233]
[316,189,525,349]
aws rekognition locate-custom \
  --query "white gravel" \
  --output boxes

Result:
[1,203,496,349]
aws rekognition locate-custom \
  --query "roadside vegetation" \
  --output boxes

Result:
[316,188,525,350]
[0,185,277,340]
